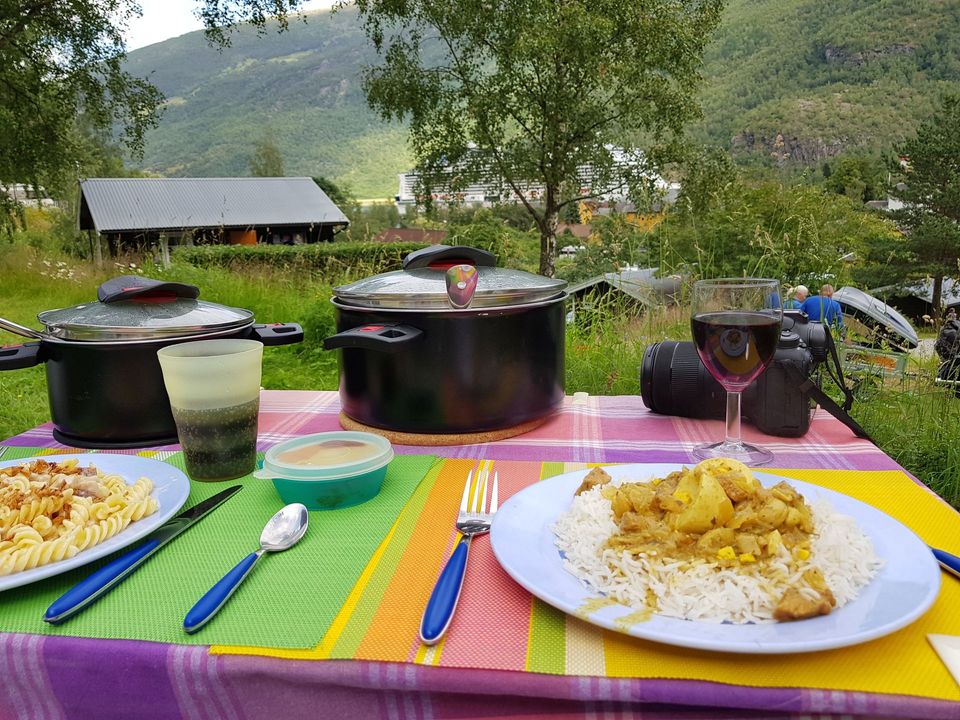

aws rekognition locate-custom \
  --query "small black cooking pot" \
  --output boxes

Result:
[0,276,303,448]
[323,245,567,433]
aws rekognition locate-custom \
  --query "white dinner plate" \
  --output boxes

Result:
[490,463,941,654]
[0,453,191,592]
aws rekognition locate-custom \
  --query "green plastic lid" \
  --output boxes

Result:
[255,431,394,481]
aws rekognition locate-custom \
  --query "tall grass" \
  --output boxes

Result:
[852,376,960,507]
[0,246,340,440]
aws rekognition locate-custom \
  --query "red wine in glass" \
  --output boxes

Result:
[690,279,783,466]
[691,312,781,391]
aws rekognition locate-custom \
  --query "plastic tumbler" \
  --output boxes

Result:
[157,339,263,481]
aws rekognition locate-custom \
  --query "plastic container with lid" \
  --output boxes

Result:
[254,431,394,510]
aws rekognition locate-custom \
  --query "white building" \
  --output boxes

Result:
[0,183,57,208]
[395,145,676,212]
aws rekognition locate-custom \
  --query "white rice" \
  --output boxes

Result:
[552,479,884,624]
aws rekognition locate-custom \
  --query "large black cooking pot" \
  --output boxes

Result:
[323,245,567,433]
[0,276,303,448]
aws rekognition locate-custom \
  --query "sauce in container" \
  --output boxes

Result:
[275,439,377,467]
[255,431,394,510]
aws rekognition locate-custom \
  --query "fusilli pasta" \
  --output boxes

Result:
[0,458,159,576]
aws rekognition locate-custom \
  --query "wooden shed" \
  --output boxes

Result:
[78,177,349,261]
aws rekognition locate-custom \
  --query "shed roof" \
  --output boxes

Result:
[78,177,349,233]
[567,268,681,306]
[872,277,960,308]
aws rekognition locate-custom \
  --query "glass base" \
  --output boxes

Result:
[692,440,773,467]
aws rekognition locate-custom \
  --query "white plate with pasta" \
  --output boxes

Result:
[0,453,191,592]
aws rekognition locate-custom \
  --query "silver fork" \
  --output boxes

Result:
[419,467,498,645]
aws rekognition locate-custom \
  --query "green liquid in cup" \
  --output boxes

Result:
[172,398,260,481]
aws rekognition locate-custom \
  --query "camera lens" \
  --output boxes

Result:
[640,341,726,418]
[804,323,828,362]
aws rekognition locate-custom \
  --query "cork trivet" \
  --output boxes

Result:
[338,411,550,446]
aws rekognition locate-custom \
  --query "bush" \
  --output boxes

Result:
[446,210,540,271]
[555,214,649,283]
[173,241,429,280]
[649,182,899,284]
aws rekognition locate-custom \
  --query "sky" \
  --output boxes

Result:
[124,0,334,51]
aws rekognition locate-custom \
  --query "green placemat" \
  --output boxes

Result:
[0,446,438,649]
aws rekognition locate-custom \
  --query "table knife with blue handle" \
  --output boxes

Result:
[44,485,242,624]
[932,547,960,580]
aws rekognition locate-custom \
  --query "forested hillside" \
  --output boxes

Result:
[123,1,960,196]
[699,0,960,163]
[123,8,410,199]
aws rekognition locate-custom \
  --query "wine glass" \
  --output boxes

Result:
[690,278,783,466]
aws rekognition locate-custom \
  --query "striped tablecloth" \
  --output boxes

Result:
[1,390,956,720]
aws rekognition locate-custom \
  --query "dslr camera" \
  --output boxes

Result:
[640,311,829,437]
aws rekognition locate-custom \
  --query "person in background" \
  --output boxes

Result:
[801,283,845,337]
[785,284,808,310]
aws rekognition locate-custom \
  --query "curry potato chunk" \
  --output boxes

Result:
[575,466,612,496]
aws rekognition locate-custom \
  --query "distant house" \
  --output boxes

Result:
[1,183,57,208]
[372,227,449,245]
[395,145,677,213]
[556,223,593,240]
[78,177,349,258]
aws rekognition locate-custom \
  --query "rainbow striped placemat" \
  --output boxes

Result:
[212,459,960,703]
[0,446,439,648]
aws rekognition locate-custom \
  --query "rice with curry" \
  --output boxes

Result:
[552,459,882,624]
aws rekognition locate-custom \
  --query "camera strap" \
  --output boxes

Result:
[823,324,855,413]
[785,366,874,442]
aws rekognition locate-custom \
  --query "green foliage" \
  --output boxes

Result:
[555,216,647,284]
[119,2,960,202]
[173,241,428,278]
[445,211,540,271]
[336,203,402,242]
[0,1,162,229]
[822,155,887,202]
[651,181,899,285]
[675,146,740,217]
[852,378,960,508]
[249,137,285,176]
[312,176,355,208]
[565,295,652,396]
[889,93,960,312]
[350,0,723,276]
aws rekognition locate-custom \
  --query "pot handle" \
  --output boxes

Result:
[0,342,42,370]
[402,244,496,270]
[98,276,200,303]
[252,323,304,346]
[323,324,423,353]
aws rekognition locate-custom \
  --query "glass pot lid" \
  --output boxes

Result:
[333,245,567,310]
[37,298,254,341]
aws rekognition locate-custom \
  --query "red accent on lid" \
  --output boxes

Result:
[360,325,386,332]
[426,259,475,271]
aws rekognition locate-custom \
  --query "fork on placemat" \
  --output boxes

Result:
[419,467,498,645]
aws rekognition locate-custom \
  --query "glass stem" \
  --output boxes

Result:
[725,391,742,447]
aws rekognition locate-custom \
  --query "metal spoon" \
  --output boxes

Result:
[183,503,309,633]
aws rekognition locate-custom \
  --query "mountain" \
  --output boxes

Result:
[123,8,410,199]
[123,2,960,196]
[697,0,960,164]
